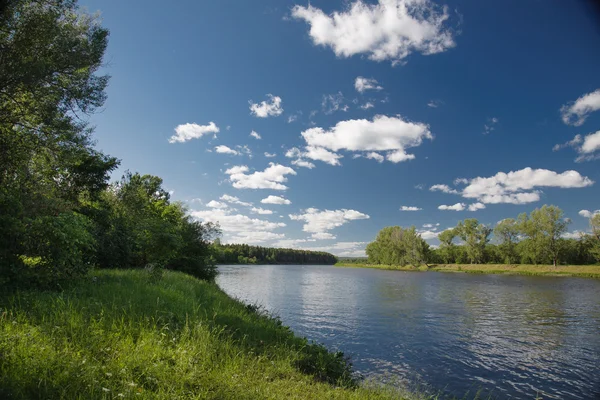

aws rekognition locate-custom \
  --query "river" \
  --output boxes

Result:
[216,264,600,399]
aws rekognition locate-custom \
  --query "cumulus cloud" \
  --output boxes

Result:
[220,194,252,207]
[298,115,432,165]
[554,131,600,162]
[438,203,466,211]
[292,0,456,65]
[250,130,261,140]
[468,202,486,211]
[291,159,316,169]
[430,184,459,194]
[560,89,600,126]
[579,209,600,218]
[206,200,228,209]
[215,145,239,155]
[366,152,384,163]
[312,232,336,240]
[433,168,594,205]
[418,230,439,240]
[427,100,443,108]
[191,208,286,244]
[296,241,368,257]
[169,122,219,143]
[264,152,277,158]
[400,206,422,211]
[355,77,383,93]
[261,195,292,205]
[251,207,273,215]
[290,208,370,235]
[249,94,283,118]
[561,231,586,240]
[461,168,593,204]
[225,163,296,190]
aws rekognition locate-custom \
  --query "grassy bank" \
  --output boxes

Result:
[0,269,424,399]
[335,263,600,278]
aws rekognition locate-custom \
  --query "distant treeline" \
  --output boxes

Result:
[366,205,600,267]
[213,242,337,265]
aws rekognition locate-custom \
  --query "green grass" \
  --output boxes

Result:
[0,269,428,399]
[335,263,600,278]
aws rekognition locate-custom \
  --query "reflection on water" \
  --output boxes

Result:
[217,265,600,399]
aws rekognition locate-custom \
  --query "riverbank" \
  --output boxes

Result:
[335,263,600,278]
[0,269,425,399]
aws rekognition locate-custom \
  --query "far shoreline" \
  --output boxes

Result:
[335,263,600,278]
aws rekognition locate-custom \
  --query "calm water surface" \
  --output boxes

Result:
[216,265,600,399]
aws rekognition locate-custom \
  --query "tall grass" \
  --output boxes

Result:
[335,263,600,278]
[0,269,427,399]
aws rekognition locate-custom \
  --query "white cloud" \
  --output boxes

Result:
[296,241,368,257]
[261,195,292,205]
[366,152,384,163]
[290,208,369,234]
[249,94,283,118]
[562,231,585,240]
[579,209,600,218]
[191,208,286,244]
[430,184,458,194]
[225,163,296,190]
[251,207,274,215]
[482,117,499,135]
[427,100,443,108]
[250,130,262,140]
[360,102,375,110]
[554,131,600,162]
[206,200,228,209]
[169,122,219,143]
[264,152,277,158]
[298,115,432,165]
[354,77,383,93]
[438,203,466,211]
[418,230,439,240]
[292,0,456,65]
[312,232,336,240]
[220,194,252,207]
[291,159,316,169]
[468,202,486,211]
[322,92,348,114]
[287,112,302,123]
[215,145,239,155]
[461,168,594,204]
[400,206,422,211]
[560,89,600,126]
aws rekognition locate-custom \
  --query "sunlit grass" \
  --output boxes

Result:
[0,269,429,399]
[335,263,600,278]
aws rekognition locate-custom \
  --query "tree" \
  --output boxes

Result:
[456,219,491,264]
[494,218,519,264]
[0,0,117,287]
[518,205,569,266]
[589,213,600,262]
[366,226,430,267]
[437,229,457,264]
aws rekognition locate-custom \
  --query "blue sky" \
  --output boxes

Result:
[81,0,600,256]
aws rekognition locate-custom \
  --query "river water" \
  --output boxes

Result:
[216,265,600,399]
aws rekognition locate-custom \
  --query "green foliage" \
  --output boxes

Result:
[0,270,419,399]
[455,219,491,264]
[517,205,569,266]
[213,243,337,265]
[366,226,430,267]
[493,218,519,264]
[589,214,600,261]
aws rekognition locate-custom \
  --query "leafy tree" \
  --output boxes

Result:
[437,229,457,264]
[455,219,491,264]
[518,205,569,266]
[0,0,117,287]
[589,213,600,262]
[366,226,430,267]
[494,218,519,264]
